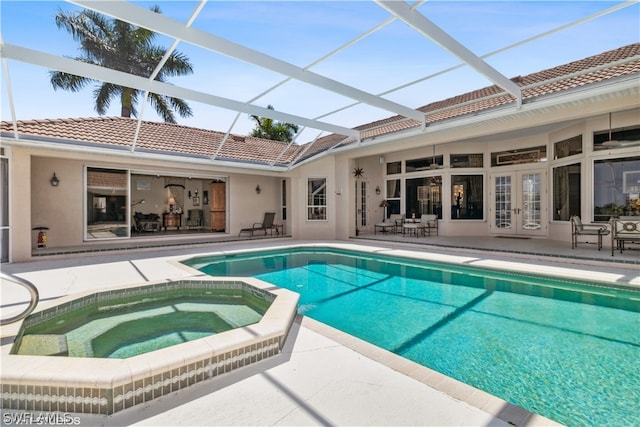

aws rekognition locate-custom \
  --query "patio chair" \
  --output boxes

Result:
[402,222,420,237]
[239,212,276,237]
[373,214,402,234]
[570,215,609,250]
[374,221,395,234]
[133,212,160,232]
[185,209,202,229]
[418,214,438,236]
[389,214,404,233]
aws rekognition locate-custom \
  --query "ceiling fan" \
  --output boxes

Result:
[600,112,640,149]
[428,145,444,169]
[601,112,621,148]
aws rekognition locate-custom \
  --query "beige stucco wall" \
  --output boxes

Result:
[130,175,172,218]
[288,156,337,240]
[7,147,289,262]
[351,155,387,235]
[31,156,84,249]
[8,149,31,262]
[5,101,639,262]
[329,105,639,241]
[291,153,388,239]
[227,174,282,233]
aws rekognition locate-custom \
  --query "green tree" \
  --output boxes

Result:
[249,105,299,142]
[50,5,193,123]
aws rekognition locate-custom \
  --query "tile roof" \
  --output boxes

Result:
[1,117,304,165]
[2,43,638,167]
[321,43,640,143]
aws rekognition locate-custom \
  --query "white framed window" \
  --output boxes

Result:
[450,174,484,220]
[307,177,327,221]
[593,155,640,221]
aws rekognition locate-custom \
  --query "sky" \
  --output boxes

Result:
[1,1,639,143]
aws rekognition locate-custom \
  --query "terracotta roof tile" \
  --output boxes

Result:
[0,116,304,165]
[2,43,638,167]
[347,43,640,141]
[295,133,349,162]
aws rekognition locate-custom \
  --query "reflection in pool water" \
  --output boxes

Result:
[185,247,640,427]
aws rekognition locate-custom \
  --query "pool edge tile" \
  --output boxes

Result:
[300,315,559,427]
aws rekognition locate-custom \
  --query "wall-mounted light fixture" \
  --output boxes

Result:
[379,156,385,165]
[50,172,60,187]
[255,185,262,195]
[191,188,200,206]
[375,186,381,195]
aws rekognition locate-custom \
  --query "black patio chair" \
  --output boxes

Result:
[238,212,276,237]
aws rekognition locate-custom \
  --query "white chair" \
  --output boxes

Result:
[374,221,395,234]
[570,215,609,250]
[390,214,405,233]
[418,214,438,236]
[374,213,404,234]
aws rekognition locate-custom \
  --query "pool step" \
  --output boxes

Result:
[17,334,68,356]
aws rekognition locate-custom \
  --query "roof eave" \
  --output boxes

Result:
[313,73,640,159]
[0,134,291,173]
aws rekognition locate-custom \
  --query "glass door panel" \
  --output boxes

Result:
[86,167,130,240]
[493,175,513,231]
[521,173,542,231]
[491,170,546,236]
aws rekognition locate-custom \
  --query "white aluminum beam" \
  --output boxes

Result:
[376,0,522,106]
[132,0,207,152]
[292,1,634,128]
[0,35,18,139]
[69,0,426,124]
[0,43,360,138]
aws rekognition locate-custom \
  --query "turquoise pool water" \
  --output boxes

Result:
[186,248,640,426]
[15,291,269,358]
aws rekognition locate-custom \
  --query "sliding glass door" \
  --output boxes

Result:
[85,167,129,240]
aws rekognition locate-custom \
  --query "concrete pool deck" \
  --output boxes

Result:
[3,239,639,426]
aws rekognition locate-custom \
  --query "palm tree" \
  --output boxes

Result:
[50,5,193,123]
[249,105,299,142]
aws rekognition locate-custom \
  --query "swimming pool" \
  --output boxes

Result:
[13,288,271,358]
[185,247,640,427]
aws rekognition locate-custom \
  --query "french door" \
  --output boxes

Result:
[490,169,547,236]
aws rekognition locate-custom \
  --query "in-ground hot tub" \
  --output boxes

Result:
[12,283,273,358]
[1,277,299,415]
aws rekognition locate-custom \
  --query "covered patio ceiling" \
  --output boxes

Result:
[1,1,638,159]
